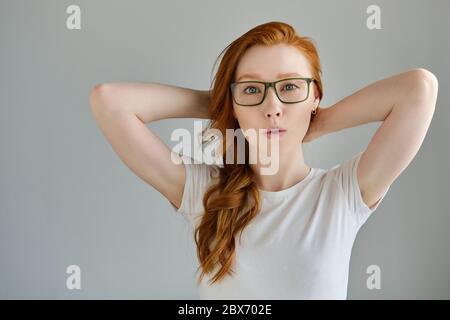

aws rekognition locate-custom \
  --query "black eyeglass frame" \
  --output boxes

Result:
[230,77,318,106]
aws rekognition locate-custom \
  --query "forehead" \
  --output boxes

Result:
[235,43,312,81]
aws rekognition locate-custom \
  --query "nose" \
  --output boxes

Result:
[263,86,283,119]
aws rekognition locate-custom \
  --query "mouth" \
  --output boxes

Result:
[264,128,287,139]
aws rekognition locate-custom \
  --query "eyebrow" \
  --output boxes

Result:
[236,72,307,82]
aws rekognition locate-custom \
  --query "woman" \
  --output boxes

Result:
[89,21,438,299]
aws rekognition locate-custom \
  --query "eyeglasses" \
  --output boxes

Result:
[230,77,318,107]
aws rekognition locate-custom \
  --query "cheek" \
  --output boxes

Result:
[234,108,257,129]
[284,109,312,141]
[287,107,310,126]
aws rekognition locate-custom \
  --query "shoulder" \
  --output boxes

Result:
[179,155,221,183]
[321,151,390,217]
[172,155,221,217]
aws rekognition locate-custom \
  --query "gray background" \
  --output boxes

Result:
[1,0,449,299]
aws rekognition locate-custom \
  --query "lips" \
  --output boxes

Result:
[263,128,286,134]
[264,128,287,139]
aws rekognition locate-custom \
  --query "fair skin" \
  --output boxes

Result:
[89,48,437,212]
[232,43,320,191]
[314,68,438,209]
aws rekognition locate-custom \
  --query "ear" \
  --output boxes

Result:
[311,94,319,108]
[314,96,320,108]
[312,85,320,106]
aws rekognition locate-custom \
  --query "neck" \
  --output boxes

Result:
[249,146,311,192]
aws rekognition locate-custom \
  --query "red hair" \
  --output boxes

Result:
[195,21,324,285]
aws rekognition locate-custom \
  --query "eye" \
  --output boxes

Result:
[243,86,260,94]
[282,83,298,91]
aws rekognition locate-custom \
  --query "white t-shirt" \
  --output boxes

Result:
[170,151,390,299]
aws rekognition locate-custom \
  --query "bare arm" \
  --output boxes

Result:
[90,82,211,210]
[92,82,211,122]
[311,68,438,209]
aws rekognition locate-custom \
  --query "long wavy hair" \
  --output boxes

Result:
[194,21,324,285]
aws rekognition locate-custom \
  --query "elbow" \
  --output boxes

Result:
[89,83,104,110]
[89,83,116,111]
[409,68,439,98]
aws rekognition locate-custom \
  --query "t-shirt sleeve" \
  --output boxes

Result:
[328,151,390,227]
[169,155,218,226]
